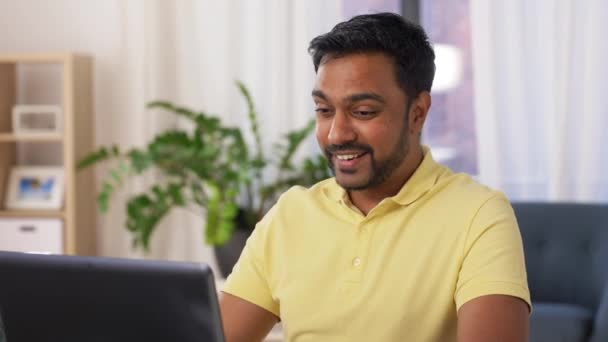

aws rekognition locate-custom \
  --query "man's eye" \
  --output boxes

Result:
[315,108,332,115]
[354,111,377,117]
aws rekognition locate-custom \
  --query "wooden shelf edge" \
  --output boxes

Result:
[0,133,63,142]
[0,53,79,64]
[0,210,65,219]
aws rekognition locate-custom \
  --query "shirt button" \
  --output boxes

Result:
[352,257,361,267]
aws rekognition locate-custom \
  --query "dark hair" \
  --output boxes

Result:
[308,12,435,99]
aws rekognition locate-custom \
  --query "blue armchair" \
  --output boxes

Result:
[512,203,608,342]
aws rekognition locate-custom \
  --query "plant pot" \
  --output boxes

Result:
[214,227,251,278]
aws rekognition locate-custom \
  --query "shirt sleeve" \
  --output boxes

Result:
[221,207,280,317]
[454,194,532,312]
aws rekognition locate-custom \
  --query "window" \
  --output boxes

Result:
[419,0,476,174]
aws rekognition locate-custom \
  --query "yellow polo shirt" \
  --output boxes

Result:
[223,148,531,341]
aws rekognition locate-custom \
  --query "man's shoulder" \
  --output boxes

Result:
[276,178,337,205]
[255,179,337,242]
[422,171,516,240]
[433,170,510,211]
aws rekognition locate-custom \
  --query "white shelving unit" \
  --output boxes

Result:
[0,53,96,255]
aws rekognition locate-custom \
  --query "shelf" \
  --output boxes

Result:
[0,53,77,64]
[0,53,96,255]
[0,133,63,142]
[0,210,65,219]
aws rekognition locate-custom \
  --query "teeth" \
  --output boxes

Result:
[336,154,361,161]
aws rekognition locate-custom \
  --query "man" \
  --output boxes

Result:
[220,13,530,342]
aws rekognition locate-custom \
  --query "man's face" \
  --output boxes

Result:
[313,52,413,191]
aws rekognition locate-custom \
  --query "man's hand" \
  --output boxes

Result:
[220,292,279,342]
[458,294,529,342]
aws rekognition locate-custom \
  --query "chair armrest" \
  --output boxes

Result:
[591,280,608,342]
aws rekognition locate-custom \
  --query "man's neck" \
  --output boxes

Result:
[347,146,424,216]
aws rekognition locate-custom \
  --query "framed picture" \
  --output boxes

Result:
[12,105,62,134]
[5,167,65,210]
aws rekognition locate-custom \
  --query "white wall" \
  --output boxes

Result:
[0,0,126,144]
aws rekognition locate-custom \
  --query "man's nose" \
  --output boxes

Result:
[327,112,357,145]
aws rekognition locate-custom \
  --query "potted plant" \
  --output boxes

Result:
[78,81,329,276]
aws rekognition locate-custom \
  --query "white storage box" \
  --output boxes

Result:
[0,218,63,254]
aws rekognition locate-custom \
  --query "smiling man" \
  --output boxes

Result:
[220,13,531,342]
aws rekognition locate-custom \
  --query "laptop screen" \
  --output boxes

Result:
[0,251,225,342]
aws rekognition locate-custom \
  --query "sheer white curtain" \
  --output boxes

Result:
[97,0,340,269]
[470,0,608,202]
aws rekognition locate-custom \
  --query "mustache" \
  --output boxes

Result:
[324,143,374,156]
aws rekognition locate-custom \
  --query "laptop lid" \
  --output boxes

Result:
[0,251,225,342]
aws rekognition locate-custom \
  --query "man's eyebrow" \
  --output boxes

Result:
[346,92,386,104]
[312,90,386,104]
[312,89,328,100]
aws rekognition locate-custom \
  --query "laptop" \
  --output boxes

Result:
[0,251,225,342]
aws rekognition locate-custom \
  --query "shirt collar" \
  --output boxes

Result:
[322,146,445,207]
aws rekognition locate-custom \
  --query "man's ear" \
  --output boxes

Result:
[409,91,431,134]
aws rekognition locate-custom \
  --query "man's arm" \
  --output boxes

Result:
[220,292,279,342]
[457,294,529,342]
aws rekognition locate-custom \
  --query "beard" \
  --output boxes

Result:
[324,124,410,191]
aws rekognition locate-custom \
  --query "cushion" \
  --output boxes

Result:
[530,302,593,342]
